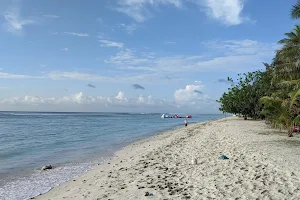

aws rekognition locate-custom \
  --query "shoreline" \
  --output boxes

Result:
[1,115,222,200]
[33,118,219,199]
[36,117,300,199]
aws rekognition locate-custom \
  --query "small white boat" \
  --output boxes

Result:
[161,114,170,118]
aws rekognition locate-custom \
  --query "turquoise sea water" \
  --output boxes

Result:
[0,112,223,200]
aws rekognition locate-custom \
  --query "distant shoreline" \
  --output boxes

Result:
[0,111,223,115]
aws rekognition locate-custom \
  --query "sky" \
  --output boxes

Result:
[0,0,297,113]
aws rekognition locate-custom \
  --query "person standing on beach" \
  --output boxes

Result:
[184,119,188,127]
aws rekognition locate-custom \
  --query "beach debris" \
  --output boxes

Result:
[41,165,52,170]
[191,158,198,165]
[219,155,229,160]
[145,192,153,196]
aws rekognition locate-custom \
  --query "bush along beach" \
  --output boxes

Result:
[218,0,300,136]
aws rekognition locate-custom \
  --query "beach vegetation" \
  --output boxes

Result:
[218,1,300,135]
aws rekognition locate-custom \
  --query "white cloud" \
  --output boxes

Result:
[43,15,60,19]
[61,48,69,52]
[196,0,246,25]
[107,40,275,73]
[0,92,105,105]
[0,91,218,112]
[47,71,157,83]
[0,92,174,110]
[3,7,35,34]
[2,70,162,83]
[0,72,42,79]
[116,0,183,22]
[119,23,138,34]
[115,91,127,101]
[106,48,152,70]
[202,40,273,55]
[174,84,204,102]
[59,92,98,104]
[0,39,275,84]
[47,71,115,81]
[115,0,250,25]
[64,32,89,37]
[137,95,154,105]
[138,95,145,103]
[173,84,216,111]
[99,40,124,48]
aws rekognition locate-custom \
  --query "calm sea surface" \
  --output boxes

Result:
[0,112,223,200]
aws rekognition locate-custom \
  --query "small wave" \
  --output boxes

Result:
[0,162,96,200]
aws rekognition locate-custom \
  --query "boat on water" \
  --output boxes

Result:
[161,113,192,119]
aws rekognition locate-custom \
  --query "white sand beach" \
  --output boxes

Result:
[35,117,300,200]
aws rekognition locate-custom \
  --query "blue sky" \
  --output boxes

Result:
[0,0,296,113]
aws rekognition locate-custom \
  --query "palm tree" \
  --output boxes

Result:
[274,25,300,81]
[291,0,300,19]
[261,25,300,134]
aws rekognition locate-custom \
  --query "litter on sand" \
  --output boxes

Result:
[219,155,229,160]
[145,192,153,196]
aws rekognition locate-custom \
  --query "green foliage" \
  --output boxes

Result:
[293,115,300,125]
[218,2,300,135]
[217,70,272,119]
[290,85,300,108]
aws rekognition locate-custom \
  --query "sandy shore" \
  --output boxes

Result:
[35,117,300,200]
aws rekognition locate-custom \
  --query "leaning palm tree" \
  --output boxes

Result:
[291,0,300,19]
[263,24,300,134]
[274,25,300,81]
[278,25,300,47]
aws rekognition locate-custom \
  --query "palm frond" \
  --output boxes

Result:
[290,87,300,108]
[292,115,300,125]
[291,0,300,19]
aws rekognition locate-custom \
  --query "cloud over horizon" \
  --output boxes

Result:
[0,89,219,113]
[174,84,205,103]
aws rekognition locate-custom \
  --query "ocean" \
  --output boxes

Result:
[0,112,223,200]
